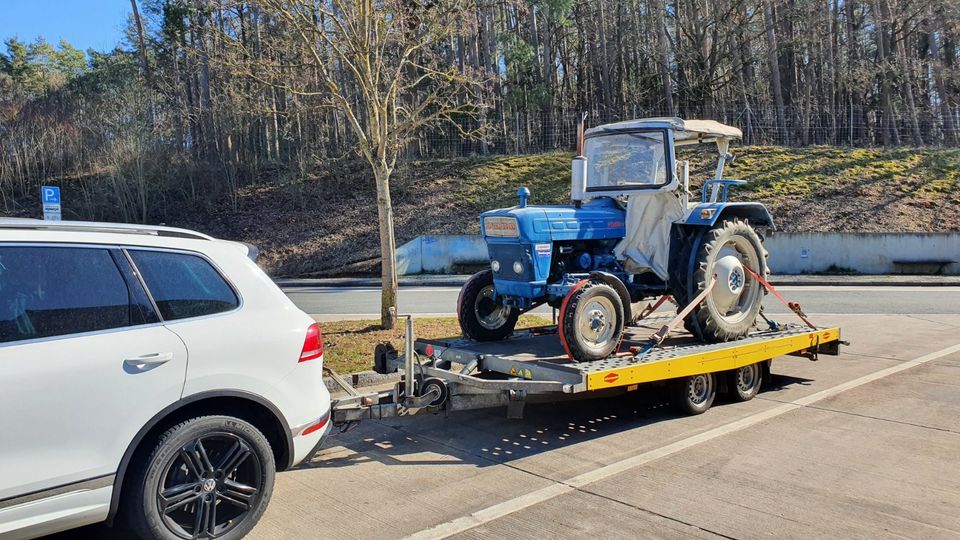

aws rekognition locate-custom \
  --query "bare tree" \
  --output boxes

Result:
[246,0,488,329]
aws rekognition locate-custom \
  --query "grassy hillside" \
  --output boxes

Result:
[10,146,954,277]
[161,146,958,277]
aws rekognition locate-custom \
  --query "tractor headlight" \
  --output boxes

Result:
[513,261,524,274]
[491,260,501,272]
[483,216,519,238]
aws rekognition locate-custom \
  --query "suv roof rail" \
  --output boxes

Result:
[0,218,214,241]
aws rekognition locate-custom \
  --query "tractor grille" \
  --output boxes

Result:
[488,244,534,281]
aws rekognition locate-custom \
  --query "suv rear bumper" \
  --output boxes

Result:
[289,410,331,467]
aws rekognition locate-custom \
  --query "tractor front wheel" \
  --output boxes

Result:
[457,270,519,341]
[559,280,625,362]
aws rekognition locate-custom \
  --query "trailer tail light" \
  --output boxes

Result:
[299,323,324,362]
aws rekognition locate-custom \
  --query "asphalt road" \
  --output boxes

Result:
[285,285,960,319]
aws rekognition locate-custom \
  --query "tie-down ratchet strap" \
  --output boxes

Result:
[741,265,817,330]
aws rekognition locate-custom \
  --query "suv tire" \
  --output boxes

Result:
[125,416,275,540]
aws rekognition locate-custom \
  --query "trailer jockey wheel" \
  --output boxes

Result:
[672,372,716,415]
[728,362,762,402]
[458,269,519,341]
[559,280,625,362]
[675,218,769,342]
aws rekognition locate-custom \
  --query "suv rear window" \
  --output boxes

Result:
[129,250,238,321]
[0,246,133,343]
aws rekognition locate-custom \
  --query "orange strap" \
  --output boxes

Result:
[557,279,591,362]
[741,265,817,330]
[638,295,672,320]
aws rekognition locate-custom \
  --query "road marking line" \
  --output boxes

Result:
[405,342,960,540]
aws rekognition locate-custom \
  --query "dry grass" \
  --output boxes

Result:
[320,315,553,374]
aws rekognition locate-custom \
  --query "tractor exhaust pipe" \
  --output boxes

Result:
[572,112,587,207]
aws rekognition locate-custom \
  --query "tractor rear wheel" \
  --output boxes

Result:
[559,280,625,362]
[457,270,519,341]
[675,219,768,342]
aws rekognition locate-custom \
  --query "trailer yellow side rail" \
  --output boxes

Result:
[585,327,840,390]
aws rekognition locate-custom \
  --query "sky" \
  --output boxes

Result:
[0,0,132,52]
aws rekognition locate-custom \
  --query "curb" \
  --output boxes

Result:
[324,370,398,393]
[279,275,960,289]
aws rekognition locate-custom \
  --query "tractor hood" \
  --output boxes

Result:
[480,198,626,243]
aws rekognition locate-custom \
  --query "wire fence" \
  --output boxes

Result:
[411,105,960,159]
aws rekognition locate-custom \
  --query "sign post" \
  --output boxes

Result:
[41,186,61,222]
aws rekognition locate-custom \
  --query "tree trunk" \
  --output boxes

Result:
[129,0,155,126]
[930,12,958,144]
[374,164,398,330]
[764,0,788,144]
[889,0,923,145]
[658,0,675,116]
[873,0,900,145]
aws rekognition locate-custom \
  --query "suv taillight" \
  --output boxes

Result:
[299,323,324,362]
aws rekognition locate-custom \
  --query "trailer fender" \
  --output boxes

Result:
[588,270,633,321]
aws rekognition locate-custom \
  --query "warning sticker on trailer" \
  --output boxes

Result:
[535,244,551,257]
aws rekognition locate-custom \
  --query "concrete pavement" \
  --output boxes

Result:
[250,313,960,539]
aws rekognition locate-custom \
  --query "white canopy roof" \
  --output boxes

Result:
[585,117,742,143]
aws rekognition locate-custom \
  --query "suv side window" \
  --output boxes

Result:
[0,246,134,343]
[128,250,239,321]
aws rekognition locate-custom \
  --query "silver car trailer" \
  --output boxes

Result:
[329,315,842,426]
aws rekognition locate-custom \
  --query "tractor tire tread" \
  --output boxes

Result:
[457,269,519,341]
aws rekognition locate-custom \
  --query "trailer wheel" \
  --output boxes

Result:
[457,270,519,341]
[672,373,716,415]
[729,363,762,402]
[559,280,625,362]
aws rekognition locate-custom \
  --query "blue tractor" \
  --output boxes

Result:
[457,118,773,362]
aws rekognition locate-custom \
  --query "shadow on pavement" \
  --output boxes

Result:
[300,372,814,471]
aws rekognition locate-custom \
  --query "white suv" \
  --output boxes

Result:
[0,219,331,539]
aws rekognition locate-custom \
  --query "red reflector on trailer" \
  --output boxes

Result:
[299,323,324,362]
[424,344,435,356]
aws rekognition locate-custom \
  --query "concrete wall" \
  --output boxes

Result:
[398,232,960,275]
[397,235,488,275]
[764,232,960,275]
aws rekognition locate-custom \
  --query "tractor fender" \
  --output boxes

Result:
[588,271,634,322]
[683,202,775,230]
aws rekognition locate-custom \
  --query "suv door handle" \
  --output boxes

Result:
[123,352,174,372]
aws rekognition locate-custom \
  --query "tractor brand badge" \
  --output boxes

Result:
[535,243,551,257]
[603,372,619,384]
[484,216,519,237]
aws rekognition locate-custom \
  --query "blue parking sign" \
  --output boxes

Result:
[42,186,61,205]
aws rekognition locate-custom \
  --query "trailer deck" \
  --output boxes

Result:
[416,318,841,392]
[329,316,842,425]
